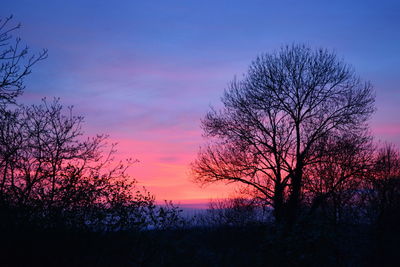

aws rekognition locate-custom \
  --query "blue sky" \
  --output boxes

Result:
[2,0,400,202]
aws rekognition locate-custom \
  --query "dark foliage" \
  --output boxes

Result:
[0,98,183,231]
[2,219,398,267]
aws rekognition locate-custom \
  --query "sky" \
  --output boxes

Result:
[2,0,400,206]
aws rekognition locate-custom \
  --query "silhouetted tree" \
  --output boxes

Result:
[192,44,375,225]
[304,132,373,224]
[362,144,400,265]
[366,144,400,223]
[197,197,268,227]
[0,16,47,105]
[0,98,183,230]
[0,16,182,230]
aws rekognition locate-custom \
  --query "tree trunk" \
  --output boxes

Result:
[286,166,303,226]
[273,183,284,223]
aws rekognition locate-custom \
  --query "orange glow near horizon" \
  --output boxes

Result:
[109,136,239,207]
[107,120,400,207]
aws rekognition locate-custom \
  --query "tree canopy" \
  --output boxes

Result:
[192,44,375,224]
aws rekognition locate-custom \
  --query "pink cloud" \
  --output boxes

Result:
[372,123,400,135]
[101,136,238,203]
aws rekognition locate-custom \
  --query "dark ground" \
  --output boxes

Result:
[1,220,398,267]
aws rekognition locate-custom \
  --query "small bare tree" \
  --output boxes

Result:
[366,145,400,224]
[304,132,373,223]
[0,16,182,231]
[192,44,375,225]
[0,16,47,105]
[0,98,183,230]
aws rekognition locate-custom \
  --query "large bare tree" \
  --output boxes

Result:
[192,44,375,224]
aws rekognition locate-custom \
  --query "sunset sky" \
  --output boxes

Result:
[3,0,400,206]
